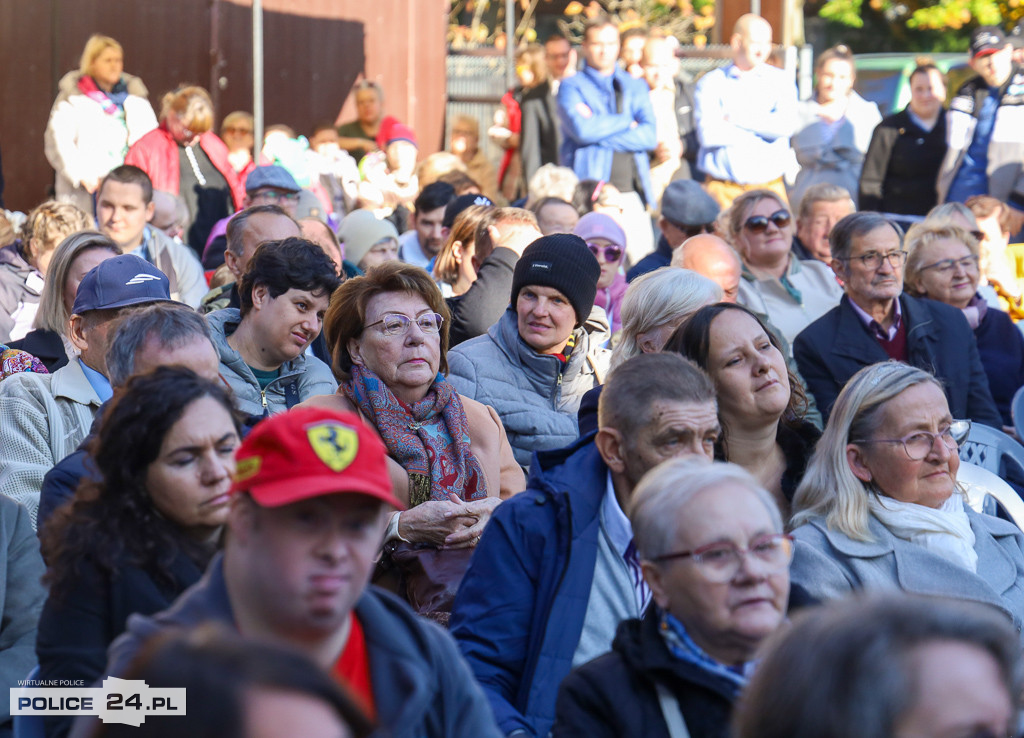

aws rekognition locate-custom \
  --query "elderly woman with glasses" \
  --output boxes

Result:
[789,361,1024,630]
[309,262,523,606]
[553,459,791,738]
[726,189,843,348]
[904,222,1024,431]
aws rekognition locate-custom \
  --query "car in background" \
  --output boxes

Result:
[854,53,974,116]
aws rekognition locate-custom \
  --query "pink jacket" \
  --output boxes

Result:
[126,125,245,210]
[593,272,627,335]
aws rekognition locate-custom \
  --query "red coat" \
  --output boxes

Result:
[125,124,245,209]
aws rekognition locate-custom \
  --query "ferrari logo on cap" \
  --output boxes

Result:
[307,422,358,472]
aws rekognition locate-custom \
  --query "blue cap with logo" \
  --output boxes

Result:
[71,254,173,315]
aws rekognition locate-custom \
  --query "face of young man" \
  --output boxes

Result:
[228,494,390,638]
[97,180,155,251]
[413,206,448,258]
[583,24,620,76]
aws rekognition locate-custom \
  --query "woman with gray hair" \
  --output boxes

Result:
[576,267,720,436]
[553,459,791,738]
[789,361,1024,630]
[733,592,1022,738]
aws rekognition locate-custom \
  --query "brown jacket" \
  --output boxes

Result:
[300,392,524,503]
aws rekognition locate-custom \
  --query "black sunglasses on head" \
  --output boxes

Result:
[744,210,792,233]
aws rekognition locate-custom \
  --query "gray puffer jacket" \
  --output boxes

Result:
[0,243,42,344]
[207,308,337,418]
[447,308,611,468]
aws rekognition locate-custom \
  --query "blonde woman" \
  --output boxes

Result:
[44,35,158,212]
[9,232,120,371]
[0,201,92,343]
[433,203,493,298]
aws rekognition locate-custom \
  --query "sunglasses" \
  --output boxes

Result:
[587,242,624,263]
[743,210,792,233]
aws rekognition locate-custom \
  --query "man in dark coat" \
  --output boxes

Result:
[75,407,502,738]
[450,353,720,738]
[520,34,573,184]
[794,212,1002,427]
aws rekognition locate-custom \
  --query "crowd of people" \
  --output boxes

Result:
[0,10,1023,738]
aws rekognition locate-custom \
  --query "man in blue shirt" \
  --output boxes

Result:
[694,14,797,209]
[940,26,1024,217]
[557,16,657,267]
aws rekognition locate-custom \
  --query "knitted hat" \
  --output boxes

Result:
[573,211,626,249]
[338,210,399,266]
[510,233,600,326]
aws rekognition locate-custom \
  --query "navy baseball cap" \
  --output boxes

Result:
[71,254,173,315]
[245,165,301,194]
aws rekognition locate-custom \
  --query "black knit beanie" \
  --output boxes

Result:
[510,233,601,326]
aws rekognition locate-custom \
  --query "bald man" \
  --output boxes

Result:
[694,14,797,209]
[673,234,741,302]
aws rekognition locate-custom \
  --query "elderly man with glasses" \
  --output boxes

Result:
[793,212,1002,428]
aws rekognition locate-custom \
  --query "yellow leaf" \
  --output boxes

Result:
[564,1,584,13]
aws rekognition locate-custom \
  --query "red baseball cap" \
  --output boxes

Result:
[229,407,405,510]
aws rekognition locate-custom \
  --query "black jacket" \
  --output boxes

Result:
[520,80,562,184]
[626,234,673,282]
[7,329,67,373]
[553,614,737,738]
[858,107,947,216]
[37,548,204,738]
[448,246,517,347]
[793,294,1002,427]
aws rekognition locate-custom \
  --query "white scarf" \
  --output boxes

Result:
[868,493,978,573]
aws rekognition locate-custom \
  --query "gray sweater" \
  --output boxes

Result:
[207,308,337,418]
[447,308,610,468]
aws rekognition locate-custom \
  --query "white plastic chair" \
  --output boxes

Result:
[958,462,1024,529]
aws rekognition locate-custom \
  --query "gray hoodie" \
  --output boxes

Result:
[206,308,337,417]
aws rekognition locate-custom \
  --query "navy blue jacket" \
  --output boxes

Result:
[793,294,1002,428]
[450,434,609,737]
[74,556,501,738]
[974,306,1024,427]
[626,234,672,283]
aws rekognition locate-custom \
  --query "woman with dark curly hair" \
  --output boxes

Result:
[666,302,819,518]
[36,366,241,738]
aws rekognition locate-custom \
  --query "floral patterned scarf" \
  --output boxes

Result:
[343,365,487,507]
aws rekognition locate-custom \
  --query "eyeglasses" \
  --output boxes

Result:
[365,312,444,337]
[838,250,907,270]
[253,190,300,203]
[743,210,791,233]
[222,126,253,135]
[587,242,623,263]
[651,533,794,583]
[852,419,971,461]
[920,254,979,274]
